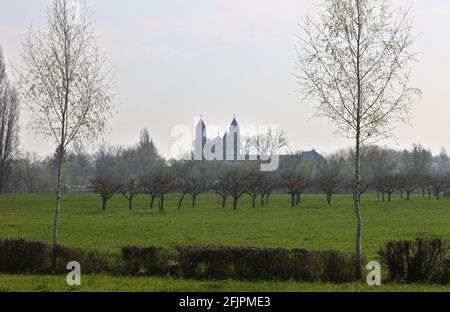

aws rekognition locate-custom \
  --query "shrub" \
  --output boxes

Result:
[0,239,113,274]
[121,246,168,275]
[51,245,112,274]
[379,236,449,283]
[0,239,49,273]
[176,245,357,282]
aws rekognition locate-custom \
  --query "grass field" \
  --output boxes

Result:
[1,193,450,291]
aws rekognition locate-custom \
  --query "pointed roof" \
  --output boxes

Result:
[197,117,205,127]
[230,116,238,127]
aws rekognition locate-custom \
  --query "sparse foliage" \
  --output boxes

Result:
[17,0,115,247]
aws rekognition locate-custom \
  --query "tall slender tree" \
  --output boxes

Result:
[17,0,115,247]
[296,0,419,277]
[0,47,19,193]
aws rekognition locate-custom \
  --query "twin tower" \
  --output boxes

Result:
[194,117,243,161]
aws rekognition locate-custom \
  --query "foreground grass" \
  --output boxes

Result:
[1,274,450,292]
[1,193,449,291]
[0,193,449,259]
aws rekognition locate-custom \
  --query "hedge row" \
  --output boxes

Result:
[0,239,113,274]
[379,236,450,284]
[7,238,450,284]
[0,239,358,282]
[176,246,358,282]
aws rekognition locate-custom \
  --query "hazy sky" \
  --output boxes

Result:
[0,0,449,158]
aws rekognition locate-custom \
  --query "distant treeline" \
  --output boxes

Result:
[3,128,450,209]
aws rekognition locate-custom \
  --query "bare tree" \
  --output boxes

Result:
[149,161,176,212]
[296,0,419,277]
[280,153,313,207]
[244,164,263,208]
[120,176,141,211]
[429,174,448,200]
[0,47,19,193]
[258,171,279,206]
[248,128,288,156]
[89,145,123,211]
[17,0,115,247]
[365,146,399,201]
[220,164,247,210]
[401,144,432,199]
[211,165,231,208]
[140,174,159,209]
[315,154,345,205]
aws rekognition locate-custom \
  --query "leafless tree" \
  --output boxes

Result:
[149,161,176,212]
[17,0,115,247]
[401,144,432,199]
[258,171,279,206]
[244,164,263,208]
[140,174,159,209]
[220,164,247,210]
[429,174,448,200]
[315,154,345,205]
[248,128,288,156]
[280,153,313,207]
[172,159,209,209]
[211,165,231,208]
[0,47,20,193]
[89,145,123,211]
[296,0,419,277]
[365,146,399,201]
[120,176,142,211]
[23,152,42,193]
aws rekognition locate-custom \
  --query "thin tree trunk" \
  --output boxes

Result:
[260,194,265,206]
[252,196,256,208]
[160,196,164,211]
[290,193,295,207]
[326,193,332,205]
[52,147,64,248]
[178,193,186,210]
[150,195,155,209]
[192,194,197,207]
[233,197,238,210]
[354,136,362,279]
[102,196,107,211]
[354,4,363,278]
[222,196,226,208]
[128,195,133,211]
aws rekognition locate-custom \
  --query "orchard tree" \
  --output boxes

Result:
[244,164,263,208]
[17,0,115,247]
[150,161,176,211]
[315,154,345,205]
[211,165,231,208]
[120,176,141,211]
[89,145,123,211]
[0,47,20,193]
[296,0,419,277]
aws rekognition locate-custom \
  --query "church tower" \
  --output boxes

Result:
[224,116,241,161]
[194,118,206,160]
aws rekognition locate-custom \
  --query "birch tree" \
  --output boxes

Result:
[295,0,419,277]
[17,0,115,247]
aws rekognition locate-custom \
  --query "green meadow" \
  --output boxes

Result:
[1,193,450,291]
